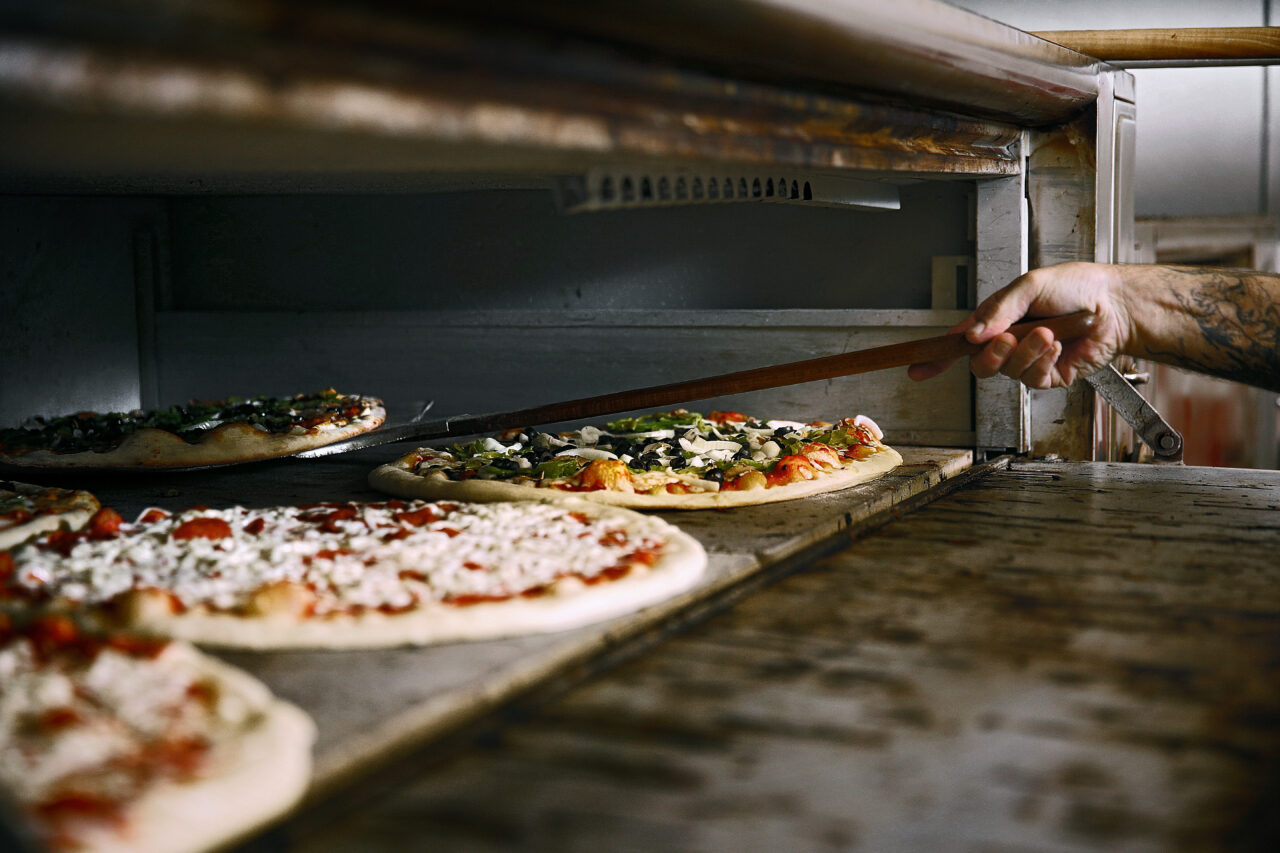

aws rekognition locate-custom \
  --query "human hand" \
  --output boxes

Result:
[908,262,1134,389]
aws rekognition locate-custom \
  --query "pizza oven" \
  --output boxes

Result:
[9,3,1275,851]
[0,0,1146,461]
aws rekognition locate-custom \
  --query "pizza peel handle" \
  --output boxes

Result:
[296,311,1097,458]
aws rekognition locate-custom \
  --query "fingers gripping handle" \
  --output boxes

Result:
[915,311,1098,364]
[998,310,1098,349]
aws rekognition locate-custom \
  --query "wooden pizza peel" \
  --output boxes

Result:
[297,311,1097,458]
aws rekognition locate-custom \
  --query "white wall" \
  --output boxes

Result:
[953,0,1277,219]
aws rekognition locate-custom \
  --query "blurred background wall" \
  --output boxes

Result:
[956,0,1280,467]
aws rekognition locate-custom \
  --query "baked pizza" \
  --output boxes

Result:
[0,389,385,470]
[0,612,313,853]
[369,409,903,509]
[0,481,100,550]
[0,500,705,650]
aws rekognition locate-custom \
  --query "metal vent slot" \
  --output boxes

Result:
[556,169,899,213]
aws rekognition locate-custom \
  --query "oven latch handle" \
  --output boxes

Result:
[1084,365,1184,464]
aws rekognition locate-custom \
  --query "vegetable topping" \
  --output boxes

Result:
[409,409,887,493]
[0,390,378,455]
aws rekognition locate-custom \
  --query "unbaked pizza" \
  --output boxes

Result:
[0,481,101,550]
[369,409,902,509]
[0,612,313,853]
[0,389,385,470]
[0,500,705,649]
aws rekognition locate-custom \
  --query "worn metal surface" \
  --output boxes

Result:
[417,0,1106,124]
[1025,116,1099,460]
[56,445,971,805]
[974,170,1030,452]
[288,462,1280,852]
[0,1,1029,188]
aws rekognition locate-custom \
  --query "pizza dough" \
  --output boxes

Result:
[0,481,100,549]
[1,500,707,650]
[0,615,314,853]
[0,390,385,470]
[369,410,903,510]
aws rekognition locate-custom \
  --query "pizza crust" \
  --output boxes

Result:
[369,445,904,510]
[2,631,314,853]
[0,481,100,549]
[72,650,315,853]
[0,510,93,550]
[116,504,705,649]
[0,400,385,470]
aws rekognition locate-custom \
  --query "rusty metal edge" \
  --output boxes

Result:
[0,1,1073,185]
[409,0,1106,125]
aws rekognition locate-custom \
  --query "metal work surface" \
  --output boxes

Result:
[52,444,970,805]
[0,0,1068,189]
[431,0,1104,122]
[285,462,1280,851]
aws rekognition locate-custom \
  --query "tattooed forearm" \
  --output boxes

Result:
[1135,266,1280,393]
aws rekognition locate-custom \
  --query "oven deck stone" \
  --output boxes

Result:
[277,460,1280,851]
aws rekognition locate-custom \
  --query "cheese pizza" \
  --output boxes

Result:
[0,500,706,650]
[0,613,313,853]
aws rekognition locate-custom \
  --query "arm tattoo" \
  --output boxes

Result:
[1143,267,1280,393]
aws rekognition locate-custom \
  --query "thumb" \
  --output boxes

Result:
[965,274,1042,344]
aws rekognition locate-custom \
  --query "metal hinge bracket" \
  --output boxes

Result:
[1085,364,1183,463]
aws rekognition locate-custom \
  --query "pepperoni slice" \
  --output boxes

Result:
[42,530,81,556]
[598,530,628,547]
[88,507,124,538]
[37,707,82,732]
[307,506,358,533]
[106,631,171,658]
[396,506,442,527]
[138,508,171,524]
[26,614,79,658]
[171,517,232,541]
[35,791,123,824]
